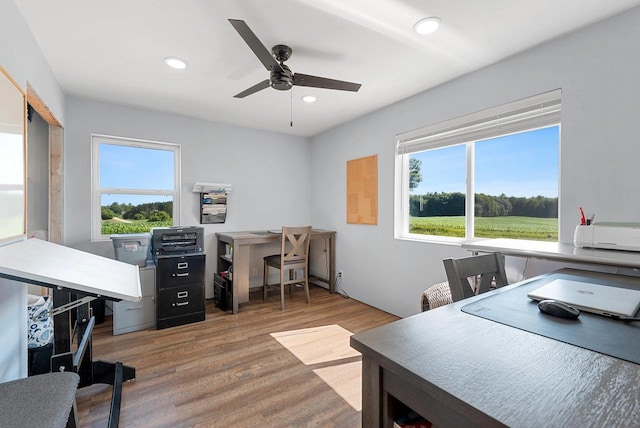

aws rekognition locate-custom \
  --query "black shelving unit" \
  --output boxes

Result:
[213,273,232,311]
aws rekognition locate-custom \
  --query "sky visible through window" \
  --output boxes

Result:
[100,143,174,205]
[410,126,559,198]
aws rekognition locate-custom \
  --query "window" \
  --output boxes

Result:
[91,135,180,241]
[395,90,560,243]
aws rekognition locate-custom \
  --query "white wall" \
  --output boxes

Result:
[310,7,640,318]
[0,1,65,124]
[0,0,65,382]
[64,96,311,291]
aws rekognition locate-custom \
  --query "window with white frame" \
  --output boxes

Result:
[91,135,180,241]
[395,90,560,243]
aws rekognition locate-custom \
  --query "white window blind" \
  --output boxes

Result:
[396,89,561,154]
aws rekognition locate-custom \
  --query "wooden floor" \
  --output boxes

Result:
[77,286,399,427]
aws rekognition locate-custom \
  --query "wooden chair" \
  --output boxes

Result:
[442,253,508,302]
[263,226,312,310]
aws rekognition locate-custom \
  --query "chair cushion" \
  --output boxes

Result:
[264,254,281,267]
[0,372,79,427]
[421,281,453,311]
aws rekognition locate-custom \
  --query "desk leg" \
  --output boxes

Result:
[329,234,336,293]
[232,243,250,314]
[361,356,382,428]
[232,289,238,315]
[53,288,72,354]
[231,246,239,315]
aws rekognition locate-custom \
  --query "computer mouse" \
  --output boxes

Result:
[537,299,580,319]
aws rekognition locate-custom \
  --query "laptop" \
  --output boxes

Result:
[527,278,640,318]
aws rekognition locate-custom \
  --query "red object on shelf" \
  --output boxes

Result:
[394,411,432,428]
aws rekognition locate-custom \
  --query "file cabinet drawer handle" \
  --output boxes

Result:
[177,291,188,298]
[176,301,189,306]
[175,272,189,277]
[177,262,188,269]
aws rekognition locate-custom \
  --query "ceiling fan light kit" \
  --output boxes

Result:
[228,19,361,98]
[164,57,187,69]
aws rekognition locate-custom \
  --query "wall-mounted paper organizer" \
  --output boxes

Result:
[193,182,232,224]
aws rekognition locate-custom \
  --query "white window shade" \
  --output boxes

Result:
[397,89,561,154]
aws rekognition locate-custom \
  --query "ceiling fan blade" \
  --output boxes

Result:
[234,79,270,98]
[228,19,283,73]
[293,73,361,92]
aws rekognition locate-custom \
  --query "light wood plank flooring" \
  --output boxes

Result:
[77,286,399,427]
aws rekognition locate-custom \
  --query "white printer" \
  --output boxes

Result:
[574,222,640,252]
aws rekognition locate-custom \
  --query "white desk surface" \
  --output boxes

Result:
[0,239,141,302]
[462,238,640,268]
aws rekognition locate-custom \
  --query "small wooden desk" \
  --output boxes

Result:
[216,229,336,314]
[351,270,640,427]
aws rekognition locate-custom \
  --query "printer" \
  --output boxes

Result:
[574,222,640,252]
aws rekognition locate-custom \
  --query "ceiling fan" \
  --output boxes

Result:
[229,19,362,98]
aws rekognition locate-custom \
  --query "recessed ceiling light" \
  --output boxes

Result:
[302,95,316,103]
[413,17,441,35]
[164,57,187,70]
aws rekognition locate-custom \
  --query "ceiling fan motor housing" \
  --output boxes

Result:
[270,63,293,90]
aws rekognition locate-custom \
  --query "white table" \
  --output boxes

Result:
[462,238,640,269]
[0,238,141,302]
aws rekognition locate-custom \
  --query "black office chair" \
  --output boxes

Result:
[443,253,508,302]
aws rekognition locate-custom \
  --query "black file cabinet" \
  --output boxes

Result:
[155,254,206,329]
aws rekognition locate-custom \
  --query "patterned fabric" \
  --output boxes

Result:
[421,281,453,312]
[27,295,53,348]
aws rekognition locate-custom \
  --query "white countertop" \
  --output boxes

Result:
[0,238,141,301]
[462,238,640,269]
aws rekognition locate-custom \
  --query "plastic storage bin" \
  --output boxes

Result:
[111,233,151,267]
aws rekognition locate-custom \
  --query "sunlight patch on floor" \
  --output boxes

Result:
[270,324,360,366]
[313,361,362,411]
[270,324,362,410]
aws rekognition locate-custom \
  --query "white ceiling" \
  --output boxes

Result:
[14,0,640,137]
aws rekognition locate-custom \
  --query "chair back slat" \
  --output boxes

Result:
[443,253,508,303]
[282,228,310,264]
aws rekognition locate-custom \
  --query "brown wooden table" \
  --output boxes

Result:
[351,269,640,427]
[216,229,335,314]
